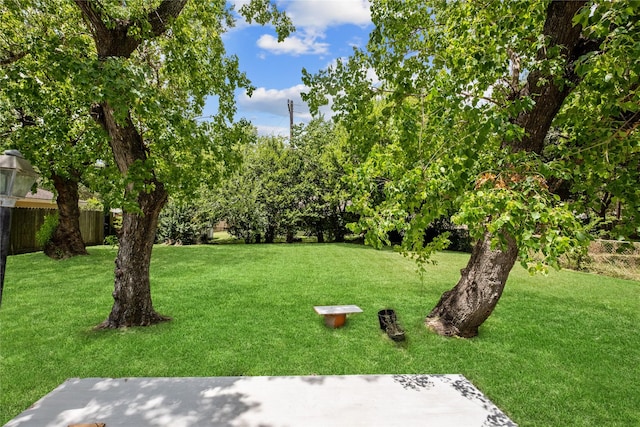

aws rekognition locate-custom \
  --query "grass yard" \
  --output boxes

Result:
[1,243,639,426]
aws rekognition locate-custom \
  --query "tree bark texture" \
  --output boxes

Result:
[98,181,170,328]
[94,102,170,329]
[74,0,187,59]
[76,1,186,328]
[44,172,88,259]
[510,0,591,155]
[426,233,518,338]
[427,0,595,337]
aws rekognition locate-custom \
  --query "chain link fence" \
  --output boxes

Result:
[562,239,640,281]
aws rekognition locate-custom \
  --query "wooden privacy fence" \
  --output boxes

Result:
[9,208,104,255]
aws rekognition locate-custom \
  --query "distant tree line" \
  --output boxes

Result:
[156,119,357,244]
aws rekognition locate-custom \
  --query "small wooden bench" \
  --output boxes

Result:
[313,305,363,328]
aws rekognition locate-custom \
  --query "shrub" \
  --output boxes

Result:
[156,201,210,245]
[35,214,58,247]
[103,234,119,247]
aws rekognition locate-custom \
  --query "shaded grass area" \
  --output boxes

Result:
[1,243,639,426]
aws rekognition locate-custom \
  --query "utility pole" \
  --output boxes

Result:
[287,99,294,144]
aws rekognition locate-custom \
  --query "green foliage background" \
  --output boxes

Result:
[303,0,640,270]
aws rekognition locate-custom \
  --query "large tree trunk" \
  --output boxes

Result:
[44,172,88,259]
[426,1,594,337]
[95,103,170,329]
[98,181,170,328]
[426,233,518,338]
[75,0,187,328]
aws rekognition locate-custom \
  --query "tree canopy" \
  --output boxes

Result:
[304,0,639,336]
[212,119,353,243]
[1,0,293,327]
[305,0,639,267]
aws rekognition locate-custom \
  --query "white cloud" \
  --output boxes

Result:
[242,1,372,57]
[231,0,371,31]
[239,84,309,117]
[257,33,329,56]
[285,0,371,31]
[236,84,335,136]
[254,124,290,137]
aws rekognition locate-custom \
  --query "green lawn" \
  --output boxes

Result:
[1,243,639,426]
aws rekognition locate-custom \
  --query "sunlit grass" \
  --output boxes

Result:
[1,243,639,426]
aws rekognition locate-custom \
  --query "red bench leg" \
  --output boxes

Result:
[324,313,347,328]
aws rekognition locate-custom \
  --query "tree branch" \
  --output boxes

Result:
[508,0,593,155]
[73,0,110,46]
[148,0,188,37]
[74,0,187,58]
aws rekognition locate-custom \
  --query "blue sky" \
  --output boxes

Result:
[202,1,374,137]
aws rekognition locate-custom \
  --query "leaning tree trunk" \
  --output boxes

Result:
[44,172,88,259]
[426,232,518,338]
[426,0,596,337]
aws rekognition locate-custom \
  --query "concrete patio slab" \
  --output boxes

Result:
[4,375,517,427]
